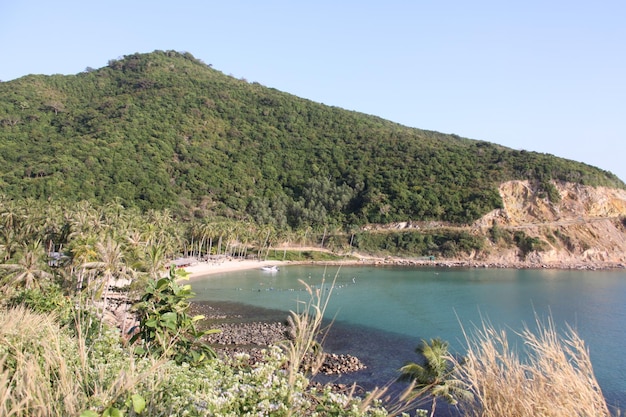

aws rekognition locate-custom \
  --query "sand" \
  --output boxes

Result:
[181,252,625,282]
[184,259,291,280]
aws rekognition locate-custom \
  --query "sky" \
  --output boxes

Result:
[2,1,625,181]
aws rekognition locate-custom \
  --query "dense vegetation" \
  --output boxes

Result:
[1,50,622,230]
[0,197,394,416]
[0,198,613,416]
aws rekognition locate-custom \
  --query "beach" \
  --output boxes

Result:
[184,259,292,280]
[182,256,625,281]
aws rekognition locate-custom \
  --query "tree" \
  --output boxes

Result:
[143,243,167,279]
[0,240,52,291]
[399,338,472,417]
[81,236,134,327]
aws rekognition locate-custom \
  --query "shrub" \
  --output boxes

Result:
[513,231,545,258]
[6,283,73,324]
[129,267,219,365]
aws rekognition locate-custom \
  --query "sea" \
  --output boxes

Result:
[191,265,626,414]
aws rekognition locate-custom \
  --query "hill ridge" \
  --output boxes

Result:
[0,50,623,229]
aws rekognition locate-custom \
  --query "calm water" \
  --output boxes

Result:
[192,265,626,411]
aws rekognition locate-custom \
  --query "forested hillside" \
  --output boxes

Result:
[0,50,622,229]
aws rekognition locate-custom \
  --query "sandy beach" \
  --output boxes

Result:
[181,253,626,282]
[184,259,292,280]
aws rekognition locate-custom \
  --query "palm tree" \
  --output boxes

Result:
[236,222,256,259]
[0,199,24,233]
[82,236,134,317]
[0,227,19,261]
[68,202,101,240]
[197,219,216,259]
[399,338,472,417]
[143,243,167,279]
[69,235,99,291]
[0,240,53,291]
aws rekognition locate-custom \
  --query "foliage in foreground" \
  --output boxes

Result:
[0,306,393,417]
[399,338,472,417]
[130,266,220,366]
[455,317,612,417]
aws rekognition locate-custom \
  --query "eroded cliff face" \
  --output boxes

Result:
[476,181,626,265]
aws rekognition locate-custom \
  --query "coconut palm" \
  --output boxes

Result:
[399,338,472,417]
[143,243,168,279]
[0,240,53,291]
[0,227,20,261]
[68,202,102,240]
[202,221,217,258]
[0,199,24,232]
[81,236,134,319]
[68,235,99,291]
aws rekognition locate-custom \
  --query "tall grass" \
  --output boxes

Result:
[0,306,158,417]
[279,278,331,385]
[278,273,395,416]
[1,275,394,417]
[455,316,612,417]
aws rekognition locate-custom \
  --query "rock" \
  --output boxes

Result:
[319,353,366,375]
[206,321,288,346]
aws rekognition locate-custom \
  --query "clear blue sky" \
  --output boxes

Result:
[2,1,625,181]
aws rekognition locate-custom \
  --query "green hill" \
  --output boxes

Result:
[0,50,622,228]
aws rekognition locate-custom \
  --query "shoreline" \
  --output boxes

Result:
[184,259,292,280]
[183,255,626,281]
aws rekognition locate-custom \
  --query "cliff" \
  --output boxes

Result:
[475,181,626,265]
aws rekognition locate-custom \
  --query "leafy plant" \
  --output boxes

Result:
[399,338,472,417]
[513,231,545,259]
[129,266,219,365]
[6,282,73,324]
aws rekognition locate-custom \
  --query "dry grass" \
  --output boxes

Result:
[280,277,331,385]
[279,271,400,415]
[0,306,85,416]
[0,306,159,417]
[455,316,612,417]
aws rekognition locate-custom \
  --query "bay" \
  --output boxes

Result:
[191,265,626,412]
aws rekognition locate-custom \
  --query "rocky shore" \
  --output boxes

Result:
[386,258,626,270]
[99,295,367,377]
[192,303,367,376]
[301,256,626,271]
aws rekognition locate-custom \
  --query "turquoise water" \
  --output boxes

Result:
[192,265,626,410]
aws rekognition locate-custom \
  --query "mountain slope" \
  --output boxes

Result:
[478,180,626,264]
[0,50,622,228]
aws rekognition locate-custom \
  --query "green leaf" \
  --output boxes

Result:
[159,312,177,330]
[131,393,146,413]
[133,345,146,355]
[102,407,123,417]
[80,411,99,417]
[156,278,170,290]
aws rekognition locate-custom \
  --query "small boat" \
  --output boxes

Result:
[261,265,279,272]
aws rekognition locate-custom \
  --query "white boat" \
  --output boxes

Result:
[261,265,279,272]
